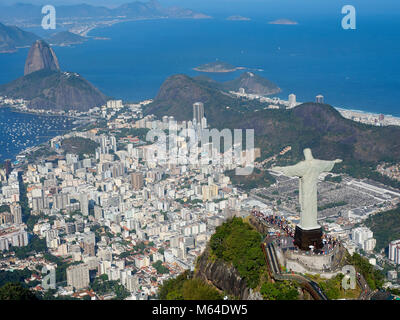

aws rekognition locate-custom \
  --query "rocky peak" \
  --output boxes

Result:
[24,40,60,76]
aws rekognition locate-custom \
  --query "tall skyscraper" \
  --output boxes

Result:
[126,275,139,293]
[10,203,22,224]
[110,135,117,152]
[131,172,144,191]
[389,240,400,264]
[4,160,11,179]
[0,212,13,225]
[81,232,96,257]
[54,193,70,210]
[79,193,89,216]
[288,94,296,108]
[45,229,59,249]
[351,227,375,252]
[202,184,219,201]
[316,95,324,104]
[94,205,103,220]
[66,263,90,290]
[32,196,45,214]
[201,117,207,129]
[193,102,204,124]
[0,226,29,251]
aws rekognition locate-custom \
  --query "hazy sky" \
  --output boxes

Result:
[1,0,398,17]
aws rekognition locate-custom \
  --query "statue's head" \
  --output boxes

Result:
[303,148,314,160]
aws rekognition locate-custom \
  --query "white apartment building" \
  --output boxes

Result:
[66,263,90,290]
[134,255,150,269]
[389,240,400,264]
[351,226,376,252]
[0,226,29,251]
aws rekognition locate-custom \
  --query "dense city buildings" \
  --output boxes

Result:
[0,99,257,299]
[0,0,399,304]
[0,97,398,300]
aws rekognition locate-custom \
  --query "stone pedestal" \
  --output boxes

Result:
[294,226,323,251]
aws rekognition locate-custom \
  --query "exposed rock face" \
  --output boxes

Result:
[247,289,263,300]
[194,217,266,301]
[195,247,252,299]
[249,215,269,235]
[24,40,60,76]
[0,39,107,111]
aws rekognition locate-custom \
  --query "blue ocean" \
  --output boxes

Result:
[0,108,75,162]
[0,3,399,160]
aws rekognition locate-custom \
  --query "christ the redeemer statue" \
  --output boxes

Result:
[272,148,342,250]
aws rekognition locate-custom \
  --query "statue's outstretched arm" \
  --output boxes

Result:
[316,159,343,173]
[271,163,305,177]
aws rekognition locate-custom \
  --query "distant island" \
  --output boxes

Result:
[194,61,244,73]
[268,19,298,25]
[46,31,87,47]
[226,15,251,21]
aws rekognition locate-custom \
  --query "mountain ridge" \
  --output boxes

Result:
[0,1,211,24]
[0,1,210,53]
[24,40,60,76]
[0,40,108,111]
[0,69,108,111]
[0,22,40,53]
[221,72,281,95]
[146,73,281,122]
[144,73,400,167]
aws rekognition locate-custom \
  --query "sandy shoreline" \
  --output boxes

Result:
[335,107,399,119]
